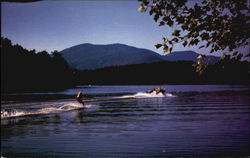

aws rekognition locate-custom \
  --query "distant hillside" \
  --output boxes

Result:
[163,51,220,64]
[61,43,164,70]
[61,43,220,70]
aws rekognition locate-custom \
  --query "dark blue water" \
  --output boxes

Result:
[1,85,249,157]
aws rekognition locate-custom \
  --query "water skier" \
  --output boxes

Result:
[76,91,84,105]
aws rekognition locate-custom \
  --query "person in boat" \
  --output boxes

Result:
[76,91,84,105]
[147,87,166,94]
[146,88,156,94]
[155,87,166,94]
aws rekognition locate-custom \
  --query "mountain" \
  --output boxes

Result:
[61,43,164,70]
[163,51,199,61]
[163,51,220,64]
[61,43,220,70]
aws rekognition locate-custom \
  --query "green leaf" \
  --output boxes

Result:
[172,30,181,36]
[199,45,205,49]
[162,16,171,22]
[159,21,165,26]
[181,24,188,30]
[155,44,163,49]
[162,37,168,44]
[169,47,173,53]
[163,45,169,53]
[149,9,154,16]
[206,42,211,47]
[201,32,209,40]
[183,41,188,47]
[210,48,215,53]
[138,5,147,12]
[172,38,179,43]
[167,20,174,27]
[154,14,159,22]
[193,39,199,45]
[176,16,185,24]
[202,0,207,4]
[142,0,149,6]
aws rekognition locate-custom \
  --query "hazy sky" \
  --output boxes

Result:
[1,0,248,56]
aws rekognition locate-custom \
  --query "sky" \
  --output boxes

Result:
[1,0,249,56]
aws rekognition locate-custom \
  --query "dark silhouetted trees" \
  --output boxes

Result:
[75,60,249,85]
[1,37,74,93]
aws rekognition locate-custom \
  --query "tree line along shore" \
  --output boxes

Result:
[1,37,249,94]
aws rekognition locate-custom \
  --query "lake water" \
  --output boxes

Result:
[1,85,249,157]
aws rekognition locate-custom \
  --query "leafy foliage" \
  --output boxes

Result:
[138,0,250,55]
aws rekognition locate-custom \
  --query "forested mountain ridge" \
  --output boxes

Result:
[163,51,219,64]
[61,43,164,70]
[61,43,220,70]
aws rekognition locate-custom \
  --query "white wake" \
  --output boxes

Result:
[1,102,93,119]
[118,92,176,99]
